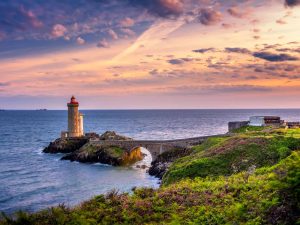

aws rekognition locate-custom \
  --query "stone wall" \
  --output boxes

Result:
[228,121,249,132]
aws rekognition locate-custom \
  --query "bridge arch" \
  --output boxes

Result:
[125,143,166,161]
[89,134,223,162]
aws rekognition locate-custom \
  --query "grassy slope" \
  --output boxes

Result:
[163,134,300,185]
[1,128,300,225]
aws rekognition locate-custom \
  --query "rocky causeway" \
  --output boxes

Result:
[43,130,194,178]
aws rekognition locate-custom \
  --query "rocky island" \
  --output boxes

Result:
[42,97,144,166]
[44,131,143,166]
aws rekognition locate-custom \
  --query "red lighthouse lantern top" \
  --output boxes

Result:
[69,95,79,104]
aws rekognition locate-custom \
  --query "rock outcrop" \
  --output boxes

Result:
[148,147,192,179]
[44,131,142,166]
[99,131,133,141]
[61,144,143,166]
[43,137,88,154]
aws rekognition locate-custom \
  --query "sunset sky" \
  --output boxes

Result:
[0,0,300,109]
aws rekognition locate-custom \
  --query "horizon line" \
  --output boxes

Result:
[2,108,300,111]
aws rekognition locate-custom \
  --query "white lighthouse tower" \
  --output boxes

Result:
[61,96,84,138]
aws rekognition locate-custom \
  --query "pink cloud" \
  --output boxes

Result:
[120,17,135,27]
[276,18,287,24]
[19,6,43,28]
[108,29,118,40]
[76,37,85,45]
[121,28,135,37]
[227,7,246,19]
[221,23,233,29]
[51,24,67,38]
[97,39,109,48]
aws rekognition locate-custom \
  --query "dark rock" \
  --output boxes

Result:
[148,147,193,179]
[61,144,124,166]
[148,162,171,179]
[43,137,88,154]
[141,165,147,169]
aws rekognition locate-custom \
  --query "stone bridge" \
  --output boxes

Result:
[90,134,225,161]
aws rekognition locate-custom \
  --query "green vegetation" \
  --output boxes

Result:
[106,146,124,158]
[1,128,300,224]
[80,144,124,157]
[163,135,300,185]
[231,125,266,134]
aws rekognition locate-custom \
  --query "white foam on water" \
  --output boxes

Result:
[132,147,152,170]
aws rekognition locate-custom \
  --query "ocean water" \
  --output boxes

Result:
[1,109,300,214]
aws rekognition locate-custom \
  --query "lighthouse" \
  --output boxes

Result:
[62,96,84,138]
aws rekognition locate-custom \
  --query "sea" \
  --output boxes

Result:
[1,109,300,214]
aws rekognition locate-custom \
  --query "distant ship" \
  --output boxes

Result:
[37,109,47,111]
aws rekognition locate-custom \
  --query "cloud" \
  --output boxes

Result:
[51,24,67,38]
[0,4,43,32]
[0,1,136,41]
[0,82,10,87]
[217,85,272,93]
[285,0,300,7]
[225,47,252,54]
[19,6,43,28]
[120,28,136,37]
[76,37,85,45]
[168,58,194,65]
[193,48,215,53]
[245,75,258,80]
[276,47,300,53]
[128,0,184,18]
[108,29,118,40]
[227,7,244,18]
[97,38,109,48]
[276,18,287,24]
[253,52,299,62]
[120,17,135,27]
[164,84,273,95]
[168,59,185,65]
[198,8,222,26]
[222,23,233,29]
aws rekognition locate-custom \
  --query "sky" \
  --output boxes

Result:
[0,0,300,109]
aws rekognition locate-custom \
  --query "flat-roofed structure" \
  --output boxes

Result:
[249,116,281,127]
